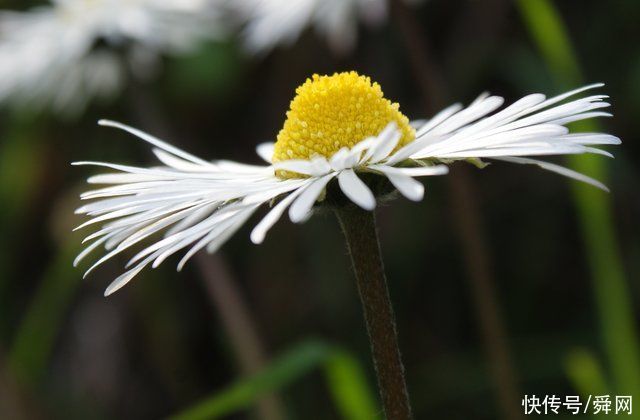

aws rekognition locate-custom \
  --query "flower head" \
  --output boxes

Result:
[274,72,414,167]
[0,0,225,115]
[75,72,619,295]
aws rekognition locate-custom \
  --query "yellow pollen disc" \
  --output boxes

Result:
[272,72,415,177]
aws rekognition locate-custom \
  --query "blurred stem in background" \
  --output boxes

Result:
[390,1,523,419]
[194,253,285,419]
[127,78,286,419]
[0,116,81,391]
[0,117,45,341]
[0,349,43,419]
[7,242,82,387]
[516,0,640,400]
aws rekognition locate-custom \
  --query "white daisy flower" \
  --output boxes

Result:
[0,0,225,115]
[74,72,619,296]
[235,0,403,54]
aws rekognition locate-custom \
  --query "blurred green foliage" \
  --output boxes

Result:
[517,0,640,405]
[171,341,378,420]
[8,242,81,386]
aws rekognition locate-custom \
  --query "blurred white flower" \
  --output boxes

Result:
[74,72,618,295]
[235,0,401,54]
[0,0,225,115]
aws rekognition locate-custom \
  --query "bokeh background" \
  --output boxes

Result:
[1,0,639,419]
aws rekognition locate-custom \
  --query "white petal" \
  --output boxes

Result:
[178,206,258,270]
[547,111,612,126]
[256,142,275,163]
[407,84,618,164]
[436,144,586,158]
[385,133,445,166]
[369,123,402,163]
[527,83,604,113]
[338,169,376,210]
[432,96,504,135]
[414,103,463,137]
[250,183,309,244]
[288,173,336,223]
[494,156,609,191]
[98,120,213,166]
[410,119,428,130]
[104,256,155,296]
[564,133,621,145]
[394,165,450,177]
[329,147,351,171]
[74,235,112,267]
[369,165,425,202]
[152,149,207,172]
[273,158,330,177]
[350,136,377,157]
[242,179,307,204]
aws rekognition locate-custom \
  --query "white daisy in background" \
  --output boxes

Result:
[74,72,619,296]
[235,0,403,54]
[0,0,225,115]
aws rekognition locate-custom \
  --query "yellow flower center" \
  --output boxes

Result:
[272,72,415,177]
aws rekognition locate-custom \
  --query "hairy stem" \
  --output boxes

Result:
[335,205,412,420]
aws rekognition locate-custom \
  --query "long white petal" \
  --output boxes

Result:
[176,205,259,271]
[408,85,618,163]
[338,169,376,210]
[288,173,336,223]
[104,256,155,297]
[373,165,425,202]
[98,120,213,166]
[494,156,608,191]
[414,103,463,137]
[250,181,311,244]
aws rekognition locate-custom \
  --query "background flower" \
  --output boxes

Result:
[0,0,225,115]
[235,0,425,54]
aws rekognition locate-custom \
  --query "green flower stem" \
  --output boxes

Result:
[335,205,412,420]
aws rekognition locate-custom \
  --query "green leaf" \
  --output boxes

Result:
[324,350,380,420]
[170,340,379,420]
[565,349,610,419]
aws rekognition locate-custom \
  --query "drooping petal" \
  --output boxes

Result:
[494,156,609,192]
[338,169,376,210]
[288,173,336,223]
[371,166,425,202]
[250,181,313,244]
